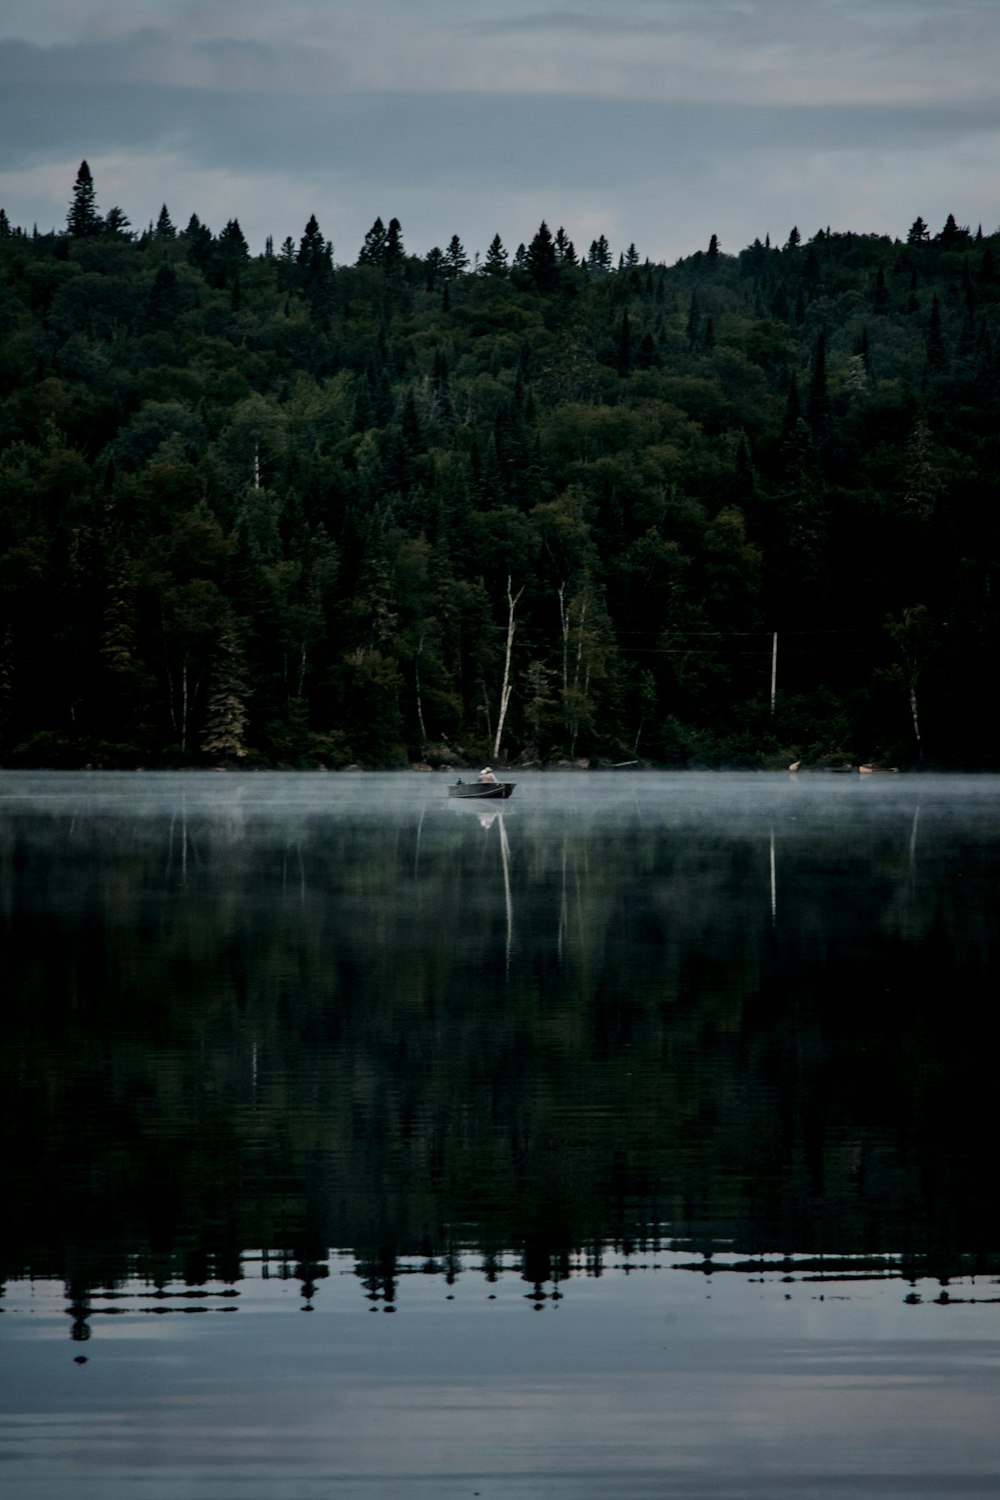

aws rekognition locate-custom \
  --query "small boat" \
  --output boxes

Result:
[448,780,515,800]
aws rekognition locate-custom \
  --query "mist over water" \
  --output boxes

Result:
[2,771,999,1497]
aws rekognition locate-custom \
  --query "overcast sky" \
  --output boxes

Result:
[1,0,998,265]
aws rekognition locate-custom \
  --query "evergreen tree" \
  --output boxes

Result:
[524,222,559,291]
[481,234,509,277]
[182,214,214,272]
[937,214,970,249]
[420,247,443,289]
[217,219,249,260]
[554,227,577,266]
[103,206,132,239]
[201,617,251,760]
[443,234,469,280]
[357,217,388,267]
[156,205,176,239]
[907,216,930,244]
[297,214,326,274]
[587,236,612,276]
[67,160,101,237]
[384,217,406,277]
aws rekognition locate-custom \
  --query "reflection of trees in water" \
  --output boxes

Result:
[2,795,998,1309]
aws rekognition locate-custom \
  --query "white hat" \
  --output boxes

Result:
[480,767,492,774]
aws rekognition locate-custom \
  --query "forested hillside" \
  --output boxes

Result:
[1,168,998,768]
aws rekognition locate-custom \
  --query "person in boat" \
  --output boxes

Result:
[477,766,499,784]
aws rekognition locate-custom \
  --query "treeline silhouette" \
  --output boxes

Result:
[2,168,999,767]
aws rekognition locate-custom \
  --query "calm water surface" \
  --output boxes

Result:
[2,770,999,1498]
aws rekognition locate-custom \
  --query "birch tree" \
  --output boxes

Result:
[493,575,523,761]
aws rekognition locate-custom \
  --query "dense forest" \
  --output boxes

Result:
[2,165,999,769]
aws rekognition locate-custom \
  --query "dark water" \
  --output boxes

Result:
[2,770,999,1498]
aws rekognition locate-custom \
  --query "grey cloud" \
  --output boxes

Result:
[0,31,346,96]
[1,71,994,181]
[462,10,678,35]
[8,5,1000,109]
[2,5,998,261]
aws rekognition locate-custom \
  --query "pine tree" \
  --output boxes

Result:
[103,206,132,239]
[423,246,444,289]
[67,160,101,237]
[297,213,325,274]
[481,233,508,277]
[201,618,252,760]
[217,219,249,260]
[384,217,406,277]
[156,205,176,239]
[937,213,970,249]
[524,222,559,291]
[587,236,612,276]
[357,217,387,267]
[554,227,577,266]
[443,233,469,280]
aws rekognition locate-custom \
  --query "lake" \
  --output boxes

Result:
[2,770,999,1498]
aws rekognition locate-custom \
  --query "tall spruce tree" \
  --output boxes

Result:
[357,217,387,267]
[481,234,509,277]
[67,160,101,237]
[524,222,559,292]
[443,233,469,280]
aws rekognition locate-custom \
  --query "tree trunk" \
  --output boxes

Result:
[493,576,523,761]
[414,636,428,748]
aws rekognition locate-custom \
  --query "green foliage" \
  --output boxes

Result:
[1,180,999,765]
